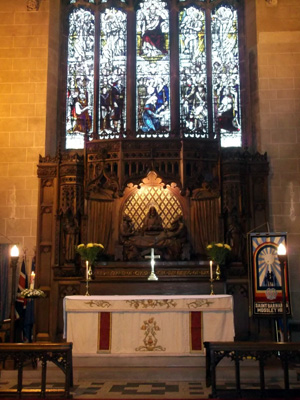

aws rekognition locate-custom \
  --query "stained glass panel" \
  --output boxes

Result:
[66,8,95,149]
[99,8,127,139]
[65,1,243,149]
[179,6,207,138]
[136,0,170,137]
[211,5,241,147]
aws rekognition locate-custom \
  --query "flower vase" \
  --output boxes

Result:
[216,264,221,280]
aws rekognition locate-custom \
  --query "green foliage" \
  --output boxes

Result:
[206,242,231,265]
[76,243,104,264]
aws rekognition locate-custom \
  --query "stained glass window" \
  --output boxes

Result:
[179,6,207,138]
[136,0,170,137]
[64,0,243,149]
[99,8,127,139]
[211,5,241,147]
[66,8,95,149]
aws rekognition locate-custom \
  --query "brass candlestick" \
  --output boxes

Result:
[215,264,221,280]
[85,263,92,296]
[209,278,215,295]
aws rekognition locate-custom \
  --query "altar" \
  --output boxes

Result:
[63,294,234,356]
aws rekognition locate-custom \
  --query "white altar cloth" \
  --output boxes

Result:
[63,295,234,356]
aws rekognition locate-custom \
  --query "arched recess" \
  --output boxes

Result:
[120,171,187,231]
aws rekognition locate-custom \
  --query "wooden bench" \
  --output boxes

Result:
[204,341,300,398]
[0,342,73,398]
[0,319,10,343]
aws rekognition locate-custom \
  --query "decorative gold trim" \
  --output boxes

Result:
[126,299,177,309]
[187,299,213,309]
[85,300,112,308]
[135,317,166,352]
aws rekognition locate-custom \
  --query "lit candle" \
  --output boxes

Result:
[210,260,213,280]
[86,260,89,280]
[30,271,35,290]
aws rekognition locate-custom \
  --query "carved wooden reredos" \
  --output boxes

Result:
[121,172,184,230]
[37,136,269,269]
[35,136,269,341]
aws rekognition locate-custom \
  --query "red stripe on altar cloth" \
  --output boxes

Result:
[190,312,203,352]
[98,312,111,352]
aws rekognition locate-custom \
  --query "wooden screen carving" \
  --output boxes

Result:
[123,186,183,231]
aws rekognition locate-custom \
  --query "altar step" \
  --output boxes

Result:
[1,356,299,383]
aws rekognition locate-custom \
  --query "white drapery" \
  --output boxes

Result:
[64,295,234,356]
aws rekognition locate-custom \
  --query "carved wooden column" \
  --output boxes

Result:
[58,154,84,272]
[247,153,269,232]
[36,156,59,342]
[221,149,269,263]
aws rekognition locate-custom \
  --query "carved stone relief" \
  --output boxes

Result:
[265,0,277,7]
[27,0,40,11]
[59,284,80,298]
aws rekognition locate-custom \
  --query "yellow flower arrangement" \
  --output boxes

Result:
[20,288,46,298]
[76,243,104,264]
[206,242,231,265]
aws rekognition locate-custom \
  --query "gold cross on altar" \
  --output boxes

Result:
[145,248,160,281]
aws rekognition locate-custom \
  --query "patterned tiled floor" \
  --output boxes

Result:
[0,380,209,398]
[1,378,300,398]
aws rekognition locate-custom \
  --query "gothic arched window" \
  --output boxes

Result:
[64,0,242,149]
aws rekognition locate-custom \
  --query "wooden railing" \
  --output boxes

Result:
[204,341,300,398]
[0,342,73,398]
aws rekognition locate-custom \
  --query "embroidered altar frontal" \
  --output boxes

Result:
[63,295,234,356]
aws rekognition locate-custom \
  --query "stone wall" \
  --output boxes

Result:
[2,0,300,328]
[256,0,300,320]
[0,0,49,258]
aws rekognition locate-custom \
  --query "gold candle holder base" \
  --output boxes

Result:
[216,264,221,280]
[209,278,215,295]
[85,266,92,296]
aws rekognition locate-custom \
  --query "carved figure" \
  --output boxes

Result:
[226,214,242,260]
[27,0,40,11]
[120,215,135,241]
[142,206,163,233]
[156,216,187,260]
[64,215,79,262]
[122,214,187,261]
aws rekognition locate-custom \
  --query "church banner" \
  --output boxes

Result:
[249,232,291,317]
